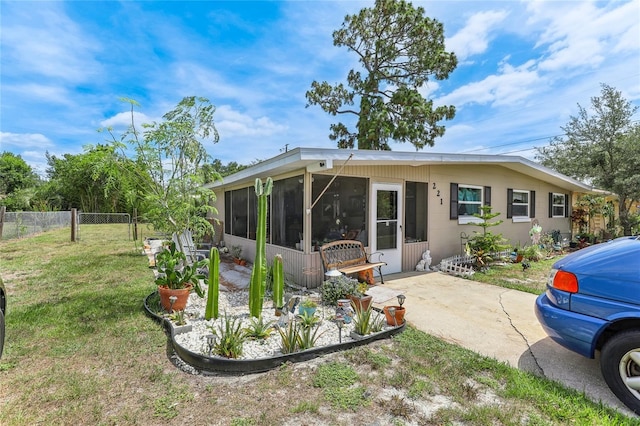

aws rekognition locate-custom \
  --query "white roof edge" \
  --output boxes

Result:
[204,148,305,189]
[205,147,597,192]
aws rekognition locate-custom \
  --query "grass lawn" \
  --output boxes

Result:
[468,255,560,295]
[0,226,635,425]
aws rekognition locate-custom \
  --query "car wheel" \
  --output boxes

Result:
[600,330,640,414]
[0,307,4,359]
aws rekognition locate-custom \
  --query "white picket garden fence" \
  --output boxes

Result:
[439,250,511,277]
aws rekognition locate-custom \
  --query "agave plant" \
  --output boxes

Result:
[209,313,246,359]
[244,316,275,340]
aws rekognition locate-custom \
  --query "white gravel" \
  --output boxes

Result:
[172,290,393,360]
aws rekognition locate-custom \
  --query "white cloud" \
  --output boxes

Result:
[446,10,509,61]
[166,63,273,112]
[3,83,72,105]
[538,37,605,72]
[527,0,638,72]
[1,3,102,82]
[438,60,541,109]
[0,132,54,150]
[216,105,288,138]
[100,111,155,130]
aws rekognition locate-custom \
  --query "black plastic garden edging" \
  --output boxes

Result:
[144,291,406,374]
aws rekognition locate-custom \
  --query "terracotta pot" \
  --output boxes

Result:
[383,306,405,326]
[158,284,193,312]
[349,294,373,312]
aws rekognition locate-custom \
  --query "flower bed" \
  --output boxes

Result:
[144,290,405,374]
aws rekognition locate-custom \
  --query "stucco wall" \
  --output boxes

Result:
[428,164,572,264]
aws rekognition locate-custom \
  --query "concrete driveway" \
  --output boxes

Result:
[372,271,637,418]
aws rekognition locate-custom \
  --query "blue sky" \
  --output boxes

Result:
[1,0,639,177]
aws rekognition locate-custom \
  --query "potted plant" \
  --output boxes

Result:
[321,275,357,306]
[510,243,524,263]
[298,298,318,317]
[231,245,246,266]
[349,282,373,312]
[155,242,206,312]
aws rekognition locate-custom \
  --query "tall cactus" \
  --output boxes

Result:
[205,247,220,320]
[249,177,273,317]
[272,254,284,309]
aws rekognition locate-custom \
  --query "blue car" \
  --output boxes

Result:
[535,236,640,413]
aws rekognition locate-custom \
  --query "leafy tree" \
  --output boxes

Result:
[305,0,457,151]
[206,160,248,178]
[536,84,640,235]
[0,152,39,209]
[105,96,222,246]
[1,187,37,211]
[44,145,133,213]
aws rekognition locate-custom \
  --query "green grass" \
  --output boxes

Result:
[0,227,636,425]
[467,255,559,294]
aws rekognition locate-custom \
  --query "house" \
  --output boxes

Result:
[205,147,595,288]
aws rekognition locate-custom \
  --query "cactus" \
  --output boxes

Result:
[272,254,284,309]
[205,247,220,320]
[249,177,273,317]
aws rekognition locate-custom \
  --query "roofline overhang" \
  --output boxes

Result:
[205,147,598,193]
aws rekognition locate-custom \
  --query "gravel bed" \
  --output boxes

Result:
[173,290,392,360]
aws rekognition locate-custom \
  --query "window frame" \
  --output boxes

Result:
[551,192,566,218]
[404,181,428,242]
[457,184,484,224]
[226,187,254,239]
[311,175,368,246]
[510,189,531,223]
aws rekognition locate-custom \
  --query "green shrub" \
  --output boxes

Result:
[321,275,357,305]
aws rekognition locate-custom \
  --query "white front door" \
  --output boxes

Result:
[370,183,403,274]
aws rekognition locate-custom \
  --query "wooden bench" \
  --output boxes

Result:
[319,240,387,284]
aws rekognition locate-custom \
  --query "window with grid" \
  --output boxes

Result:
[552,193,566,217]
[511,190,530,218]
[458,185,483,216]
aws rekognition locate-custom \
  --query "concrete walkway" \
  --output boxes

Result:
[373,270,636,417]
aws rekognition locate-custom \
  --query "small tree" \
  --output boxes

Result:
[465,206,508,268]
[103,96,222,251]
